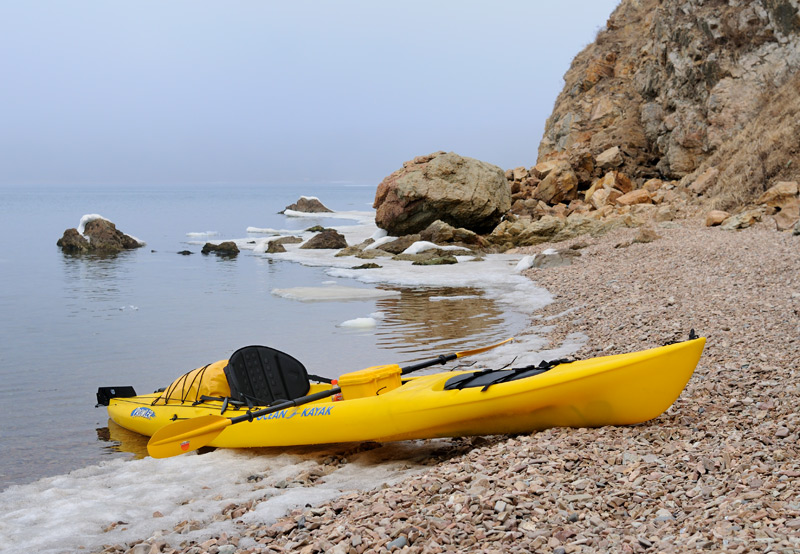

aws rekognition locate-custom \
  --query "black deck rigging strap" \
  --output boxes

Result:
[443,357,577,392]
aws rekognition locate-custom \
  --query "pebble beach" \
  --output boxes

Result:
[97,218,800,554]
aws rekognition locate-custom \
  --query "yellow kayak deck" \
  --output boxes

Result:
[107,338,705,448]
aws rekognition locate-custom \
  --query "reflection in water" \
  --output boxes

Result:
[97,420,149,459]
[372,287,516,362]
[60,251,137,313]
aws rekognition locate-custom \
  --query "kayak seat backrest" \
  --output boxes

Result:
[443,366,550,391]
[224,345,310,405]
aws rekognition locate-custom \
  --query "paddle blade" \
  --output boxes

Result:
[455,337,513,358]
[147,415,232,459]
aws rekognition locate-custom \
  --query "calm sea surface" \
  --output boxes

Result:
[0,183,526,490]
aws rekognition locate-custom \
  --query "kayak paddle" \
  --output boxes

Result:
[146,337,513,459]
[147,386,341,459]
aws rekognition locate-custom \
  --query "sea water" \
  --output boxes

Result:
[0,183,584,552]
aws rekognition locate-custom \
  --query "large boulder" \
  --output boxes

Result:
[57,218,143,254]
[373,151,510,235]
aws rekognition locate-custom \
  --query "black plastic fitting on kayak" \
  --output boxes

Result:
[401,353,458,375]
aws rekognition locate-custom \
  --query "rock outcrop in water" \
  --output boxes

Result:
[57,218,143,254]
[374,151,510,236]
[280,197,333,214]
[201,241,239,256]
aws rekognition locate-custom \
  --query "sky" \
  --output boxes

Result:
[0,1,620,186]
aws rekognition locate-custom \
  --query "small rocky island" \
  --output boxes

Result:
[57,217,144,254]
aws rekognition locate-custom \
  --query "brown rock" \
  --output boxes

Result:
[756,181,798,205]
[655,205,676,222]
[58,219,144,254]
[589,188,623,210]
[532,162,578,204]
[266,241,286,253]
[419,220,485,247]
[281,197,333,214]
[595,146,623,169]
[705,210,730,226]
[374,151,510,235]
[615,189,651,206]
[376,234,421,255]
[531,160,562,179]
[642,178,663,193]
[720,209,764,230]
[773,197,800,231]
[271,236,303,246]
[300,229,348,249]
[688,167,719,195]
[57,229,90,253]
[585,171,633,203]
[512,167,529,181]
[202,241,239,256]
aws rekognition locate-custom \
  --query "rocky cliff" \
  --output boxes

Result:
[535,0,800,213]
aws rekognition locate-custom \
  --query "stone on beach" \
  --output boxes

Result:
[300,229,348,250]
[373,151,510,235]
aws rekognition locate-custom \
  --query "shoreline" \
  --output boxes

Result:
[121,218,799,554]
[19,218,800,553]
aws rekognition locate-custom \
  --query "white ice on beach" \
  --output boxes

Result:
[245,226,291,234]
[272,285,401,302]
[338,316,378,328]
[282,209,374,222]
[364,235,396,250]
[186,231,219,237]
[0,442,446,554]
[515,255,536,272]
[401,240,468,255]
[12,198,587,554]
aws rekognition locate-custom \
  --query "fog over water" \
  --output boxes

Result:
[0,1,620,186]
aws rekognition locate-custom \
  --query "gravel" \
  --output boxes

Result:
[99,218,800,554]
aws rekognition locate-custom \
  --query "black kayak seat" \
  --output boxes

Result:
[224,345,310,405]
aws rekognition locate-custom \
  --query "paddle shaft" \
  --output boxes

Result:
[401,354,457,375]
[400,337,513,376]
[230,386,342,424]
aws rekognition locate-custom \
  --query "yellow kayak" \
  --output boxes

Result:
[100,336,705,451]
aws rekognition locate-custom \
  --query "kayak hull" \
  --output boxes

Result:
[106,338,705,448]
